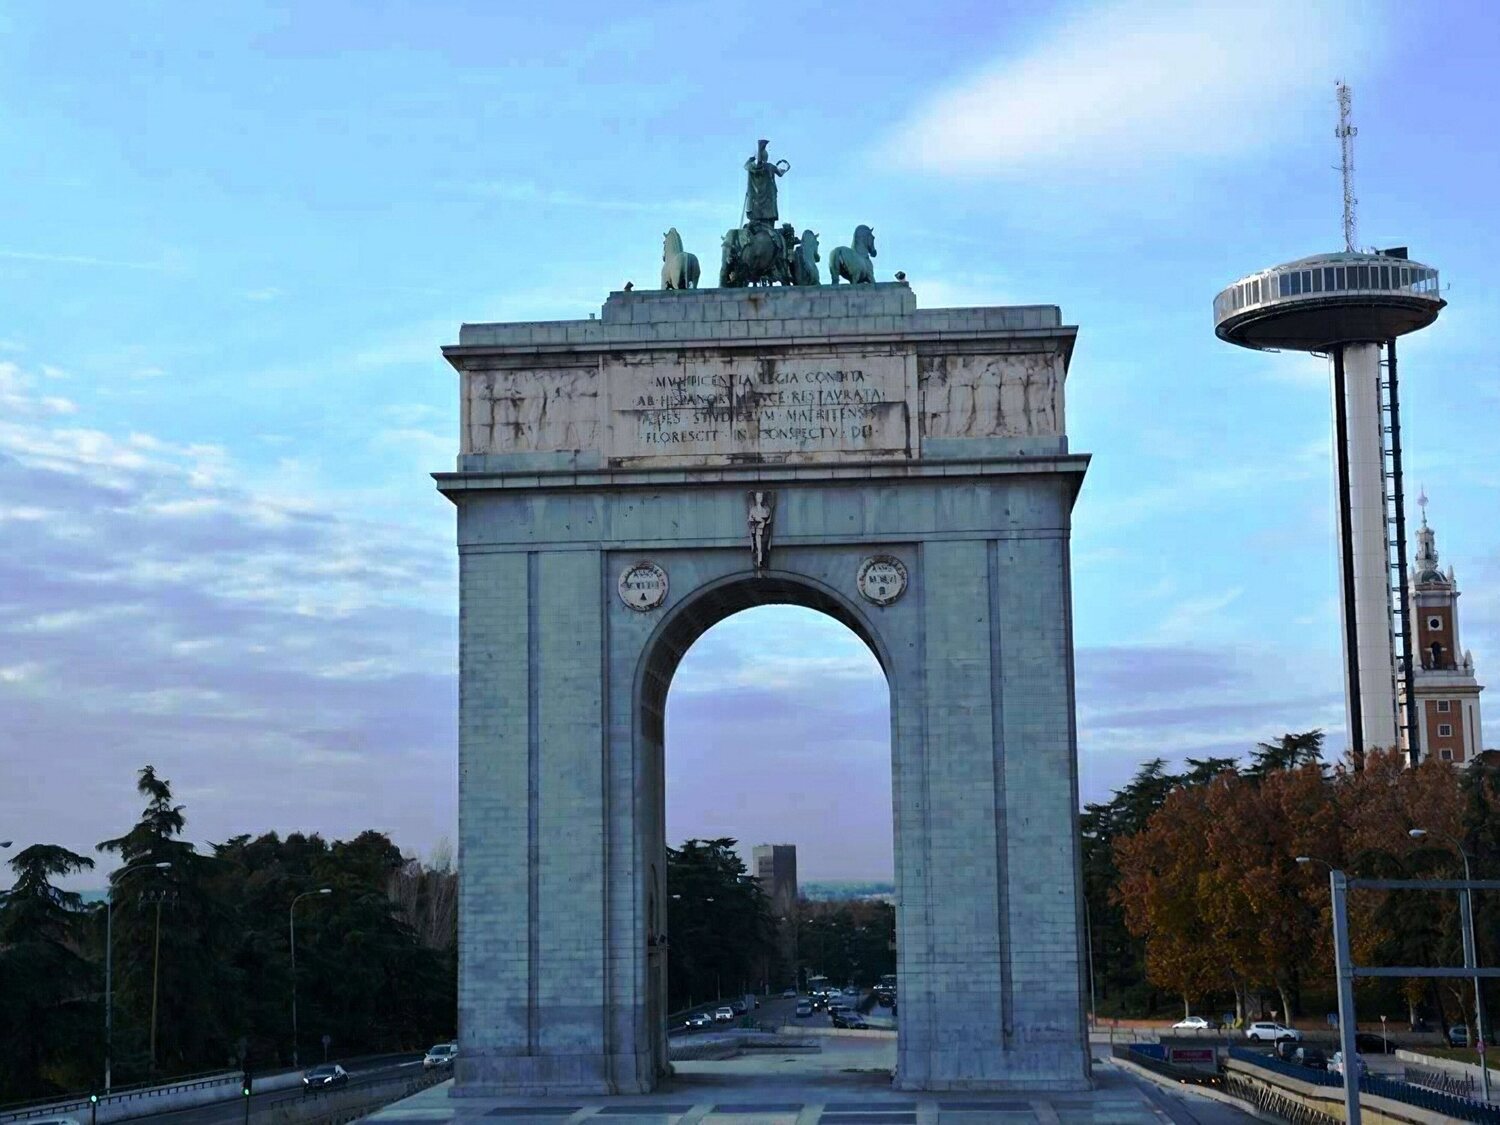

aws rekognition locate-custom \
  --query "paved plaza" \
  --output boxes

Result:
[363,1040,1252,1125]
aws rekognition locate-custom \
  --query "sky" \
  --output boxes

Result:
[2,0,1498,886]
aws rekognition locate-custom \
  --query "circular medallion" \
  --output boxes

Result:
[618,561,669,612]
[857,555,908,606]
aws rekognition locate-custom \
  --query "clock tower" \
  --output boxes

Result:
[1401,494,1484,763]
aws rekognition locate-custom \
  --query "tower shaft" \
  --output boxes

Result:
[1333,342,1399,752]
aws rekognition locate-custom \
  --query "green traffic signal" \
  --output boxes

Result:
[89,1095,99,1105]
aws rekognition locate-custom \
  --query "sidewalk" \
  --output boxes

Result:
[361,1041,1173,1125]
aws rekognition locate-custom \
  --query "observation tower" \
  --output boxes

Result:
[1212,84,1446,763]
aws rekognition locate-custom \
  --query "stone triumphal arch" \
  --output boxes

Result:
[439,280,1091,1094]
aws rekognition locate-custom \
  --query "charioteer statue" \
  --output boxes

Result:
[662,139,872,289]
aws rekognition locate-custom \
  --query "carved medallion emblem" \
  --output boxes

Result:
[857,555,908,606]
[618,561,669,611]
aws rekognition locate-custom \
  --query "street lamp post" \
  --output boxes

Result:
[105,861,172,1092]
[1411,827,1490,1102]
[289,889,331,1068]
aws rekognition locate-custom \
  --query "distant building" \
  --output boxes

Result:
[752,844,798,916]
[752,844,798,987]
[1400,499,1484,763]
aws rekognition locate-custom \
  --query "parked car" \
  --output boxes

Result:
[302,1064,349,1089]
[730,999,747,1016]
[1449,1025,1471,1047]
[1246,1022,1302,1042]
[783,988,798,998]
[1330,1051,1366,1079]
[1173,1016,1211,1030]
[795,1000,813,1018]
[684,1012,713,1029]
[422,1042,457,1070]
[713,1006,735,1023]
[1293,1047,1328,1070]
[843,1014,870,1029]
[1353,1032,1392,1054]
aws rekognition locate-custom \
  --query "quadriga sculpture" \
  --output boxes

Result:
[660,228,700,290]
[829,225,876,285]
[792,230,820,286]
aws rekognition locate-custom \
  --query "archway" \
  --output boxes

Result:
[441,279,1091,1096]
[642,587,894,1079]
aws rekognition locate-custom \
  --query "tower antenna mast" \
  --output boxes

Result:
[1336,81,1358,252]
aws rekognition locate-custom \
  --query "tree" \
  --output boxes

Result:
[0,845,99,1098]
[665,839,774,1011]
[97,766,240,1079]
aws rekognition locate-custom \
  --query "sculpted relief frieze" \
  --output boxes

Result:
[918,353,1063,439]
[461,347,1064,464]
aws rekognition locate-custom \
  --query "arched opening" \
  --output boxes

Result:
[634,573,896,1080]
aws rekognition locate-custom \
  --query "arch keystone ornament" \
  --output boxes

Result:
[857,555,908,606]
[617,561,668,611]
[438,151,1090,1097]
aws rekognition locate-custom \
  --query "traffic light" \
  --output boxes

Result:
[89,1095,99,1105]
[241,1070,252,1097]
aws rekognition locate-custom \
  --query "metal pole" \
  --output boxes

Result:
[105,895,114,1093]
[1084,898,1097,1029]
[1331,869,1362,1125]
[290,900,299,1068]
[1457,850,1491,1102]
[149,897,162,1069]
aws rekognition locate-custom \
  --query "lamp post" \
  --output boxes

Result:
[1410,827,1490,1102]
[105,861,172,1092]
[289,889,331,1068]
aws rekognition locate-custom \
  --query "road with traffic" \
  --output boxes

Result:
[120,1053,426,1125]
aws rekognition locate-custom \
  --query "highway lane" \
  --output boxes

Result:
[122,1053,427,1125]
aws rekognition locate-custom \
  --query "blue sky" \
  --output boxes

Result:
[2,0,1497,884]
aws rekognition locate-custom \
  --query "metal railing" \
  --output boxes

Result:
[0,1069,238,1123]
[1405,1063,1478,1099]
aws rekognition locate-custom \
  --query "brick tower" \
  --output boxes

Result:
[1401,494,1485,763]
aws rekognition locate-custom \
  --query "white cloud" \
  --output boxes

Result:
[883,0,1387,178]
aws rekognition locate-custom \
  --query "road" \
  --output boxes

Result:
[670,988,890,1038]
[124,1053,425,1125]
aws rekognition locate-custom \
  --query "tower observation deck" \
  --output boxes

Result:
[1214,248,1446,762]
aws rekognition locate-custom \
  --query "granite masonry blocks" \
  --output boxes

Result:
[447,290,1089,1095]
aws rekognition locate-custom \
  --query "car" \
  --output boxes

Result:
[783,988,798,998]
[1173,1016,1211,1030]
[684,1012,713,1029]
[1274,1039,1301,1062]
[1329,1051,1366,1079]
[1448,1025,1471,1047]
[713,1006,735,1023]
[794,1000,812,1017]
[26,1119,81,1125]
[730,999,747,1016]
[302,1064,349,1088]
[422,1042,457,1070]
[1293,1047,1328,1070]
[829,1010,851,1028]
[843,1014,870,1029]
[1246,1022,1302,1042]
[1353,1032,1393,1054]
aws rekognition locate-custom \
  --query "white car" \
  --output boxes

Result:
[1330,1051,1366,1079]
[713,1006,735,1022]
[1245,1022,1302,1042]
[422,1042,457,1069]
[1173,1016,1210,1030]
[782,988,797,998]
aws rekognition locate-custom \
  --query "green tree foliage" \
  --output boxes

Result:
[664,839,774,1011]
[0,766,462,1096]
[796,899,895,989]
[0,845,99,1099]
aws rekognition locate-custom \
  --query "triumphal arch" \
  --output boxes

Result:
[438,145,1091,1095]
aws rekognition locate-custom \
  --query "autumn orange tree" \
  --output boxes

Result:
[1112,736,1491,1026]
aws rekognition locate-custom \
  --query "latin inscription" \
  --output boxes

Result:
[608,355,911,463]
